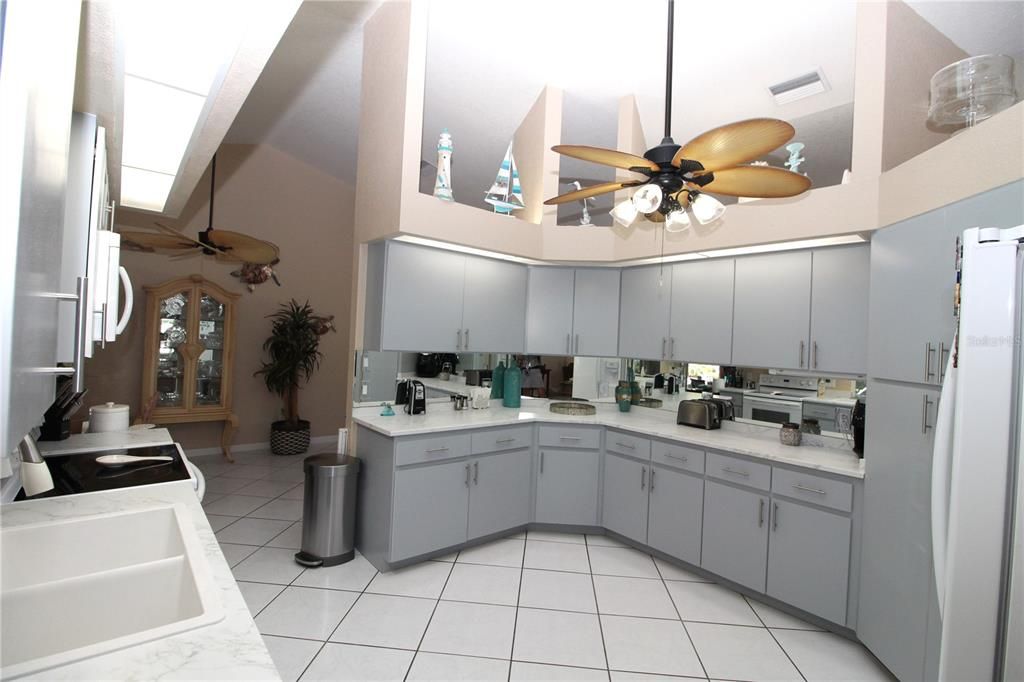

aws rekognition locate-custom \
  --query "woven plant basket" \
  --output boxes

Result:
[270,419,311,456]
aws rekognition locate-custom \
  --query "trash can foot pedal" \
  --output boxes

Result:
[294,551,324,568]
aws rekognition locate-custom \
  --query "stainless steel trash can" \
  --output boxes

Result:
[294,453,359,567]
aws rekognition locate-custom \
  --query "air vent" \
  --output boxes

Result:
[768,69,830,105]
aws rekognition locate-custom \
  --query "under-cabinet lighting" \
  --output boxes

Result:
[697,234,868,259]
[391,236,545,264]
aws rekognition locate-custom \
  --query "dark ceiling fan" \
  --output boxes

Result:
[544,0,811,228]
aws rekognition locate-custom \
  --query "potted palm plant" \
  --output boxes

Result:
[255,299,334,455]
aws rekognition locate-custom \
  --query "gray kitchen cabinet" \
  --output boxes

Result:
[809,245,869,375]
[618,266,671,361]
[766,498,851,624]
[535,448,600,526]
[572,269,621,357]
[468,449,532,539]
[601,452,650,544]
[732,251,812,370]
[647,465,704,566]
[857,379,940,682]
[462,256,527,353]
[701,480,769,592]
[380,242,466,352]
[869,181,1023,384]
[391,460,470,561]
[526,267,575,355]
[670,258,735,365]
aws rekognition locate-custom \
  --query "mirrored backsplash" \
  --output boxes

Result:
[353,350,864,438]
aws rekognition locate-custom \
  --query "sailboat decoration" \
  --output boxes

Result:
[484,142,525,215]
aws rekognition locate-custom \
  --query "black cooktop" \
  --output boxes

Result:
[15,444,191,500]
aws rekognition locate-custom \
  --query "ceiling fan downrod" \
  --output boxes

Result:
[664,0,674,142]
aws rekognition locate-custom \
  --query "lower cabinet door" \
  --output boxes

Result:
[535,449,600,526]
[767,498,851,624]
[601,453,649,544]
[468,449,532,540]
[391,461,470,561]
[647,466,703,566]
[701,480,769,592]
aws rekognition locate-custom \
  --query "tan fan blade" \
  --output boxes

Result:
[544,181,643,206]
[170,251,202,261]
[701,166,812,198]
[674,118,795,172]
[552,145,658,172]
[208,230,280,264]
[120,231,196,251]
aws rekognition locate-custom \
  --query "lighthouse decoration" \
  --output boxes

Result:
[433,129,454,201]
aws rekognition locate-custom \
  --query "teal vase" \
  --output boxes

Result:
[615,383,632,412]
[503,365,521,408]
[491,362,505,399]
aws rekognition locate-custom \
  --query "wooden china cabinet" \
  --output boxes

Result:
[140,275,240,461]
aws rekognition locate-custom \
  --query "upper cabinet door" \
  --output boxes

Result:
[809,245,869,375]
[670,259,735,364]
[732,251,812,370]
[526,267,575,355]
[618,266,671,361]
[869,181,1024,384]
[462,256,527,353]
[381,242,465,352]
[573,269,620,357]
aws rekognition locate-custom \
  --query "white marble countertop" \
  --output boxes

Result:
[802,396,857,407]
[36,427,176,455]
[353,399,864,479]
[0,480,278,680]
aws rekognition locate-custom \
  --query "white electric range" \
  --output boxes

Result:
[741,373,819,425]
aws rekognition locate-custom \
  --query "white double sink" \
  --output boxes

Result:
[1,505,223,678]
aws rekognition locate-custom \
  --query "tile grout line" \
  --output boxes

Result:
[655,556,711,681]
[582,535,613,680]
[506,533,528,681]
[742,594,809,682]
[402,551,459,682]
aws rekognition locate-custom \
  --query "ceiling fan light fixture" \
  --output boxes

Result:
[665,208,691,233]
[631,184,663,214]
[692,193,726,225]
[612,199,639,228]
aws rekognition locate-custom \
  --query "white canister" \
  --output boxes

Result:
[88,402,130,432]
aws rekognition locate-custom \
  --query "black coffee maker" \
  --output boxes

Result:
[852,395,866,457]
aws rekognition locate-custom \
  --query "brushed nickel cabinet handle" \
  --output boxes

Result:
[496,438,515,444]
[799,340,805,367]
[615,441,636,450]
[812,341,818,369]
[665,453,688,463]
[922,394,934,433]
[650,468,656,492]
[425,447,450,454]
[723,466,750,478]
[574,334,580,354]
[559,436,582,441]
[464,328,470,349]
[473,461,479,485]
[793,483,827,496]
[641,466,647,490]
[773,502,779,531]
[758,499,765,527]
[464,463,470,487]
[100,302,108,349]
[566,333,571,354]
[662,337,667,359]
[939,342,949,382]
[670,337,675,358]
[456,329,462,350]
[540,451,545,474]
[925,342,936,380]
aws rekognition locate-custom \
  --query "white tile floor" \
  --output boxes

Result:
[194,451,893,682]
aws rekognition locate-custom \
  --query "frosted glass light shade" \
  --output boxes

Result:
[928,54,1017,128]
[631,184,663,214]
[665,209,691,232]
[692,193,726,225]
[611,199,639,228]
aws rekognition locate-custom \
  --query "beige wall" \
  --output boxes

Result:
[85,143,356,450]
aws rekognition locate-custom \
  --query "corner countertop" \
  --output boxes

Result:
[0,481,277,680]
[353,399,864,479]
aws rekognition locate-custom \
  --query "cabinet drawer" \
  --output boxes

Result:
[802,402,838,421]
[538,425,600,450]
[605,430,651,459]
[395,432,471,467]
[706,451,771,491]
[471,425,533,455]
[651,441,704,474]
[771,467,853,513]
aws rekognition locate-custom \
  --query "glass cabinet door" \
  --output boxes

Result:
[156,291,189,407]
[194,291,227,407]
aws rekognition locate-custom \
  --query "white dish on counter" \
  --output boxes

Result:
[0,504,224,679]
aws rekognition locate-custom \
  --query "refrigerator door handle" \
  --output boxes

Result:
[931,342,957,617]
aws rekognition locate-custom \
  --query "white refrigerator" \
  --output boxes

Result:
[930,225,1024,680]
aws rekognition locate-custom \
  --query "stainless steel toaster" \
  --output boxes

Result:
[677,399,722,430]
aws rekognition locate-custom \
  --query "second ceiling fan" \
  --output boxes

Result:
[544,0,811,230]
